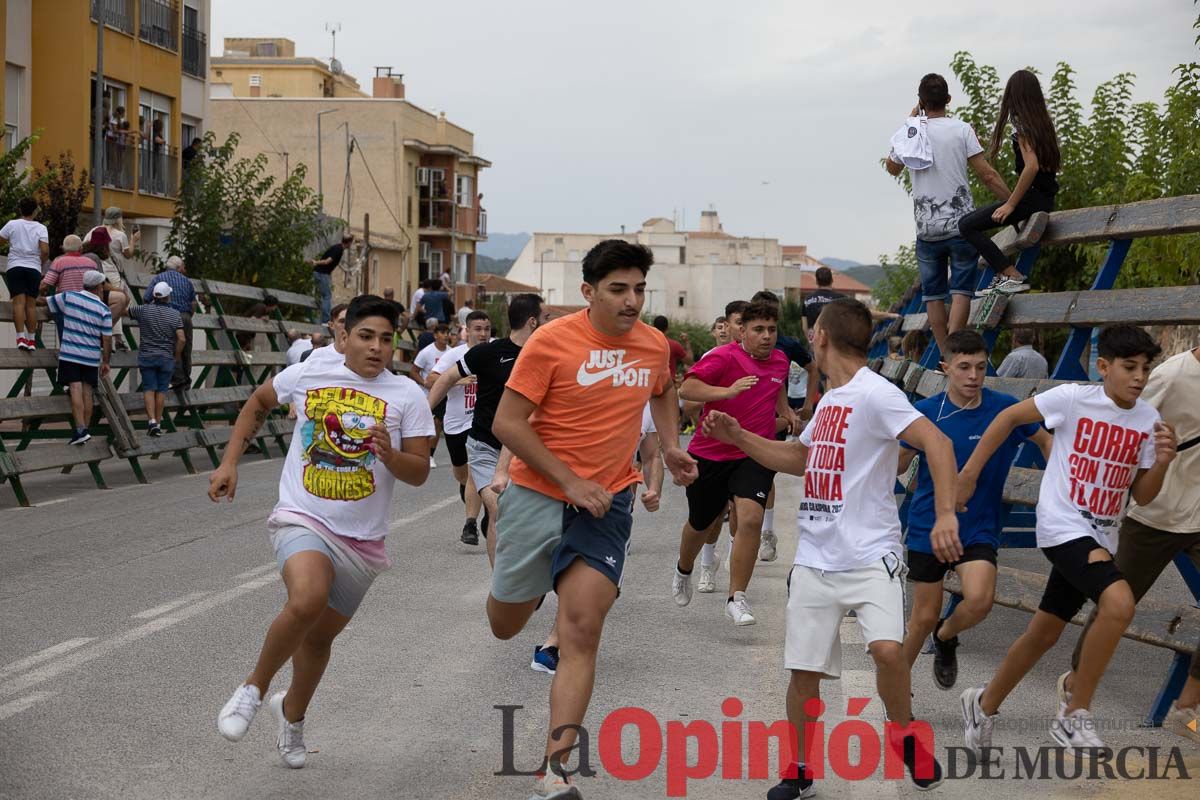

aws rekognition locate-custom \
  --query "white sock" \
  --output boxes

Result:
[700,543,716,567]
[762,509,774,531]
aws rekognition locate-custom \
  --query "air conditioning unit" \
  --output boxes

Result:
[419,241,431,261]
[416,167,430,186]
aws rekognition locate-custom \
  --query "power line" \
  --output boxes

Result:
[352,137,406,237]
[229,94,288,168]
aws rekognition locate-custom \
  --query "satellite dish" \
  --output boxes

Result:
[330,57,343,75]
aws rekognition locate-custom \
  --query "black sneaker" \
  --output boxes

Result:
[767,763,815,799]
[68,428,91,446]
[899,730,943,791]
[932,618,959,690]
[147,423,163,437]
[460,518,479,546]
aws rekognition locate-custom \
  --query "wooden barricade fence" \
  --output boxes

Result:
[868,193,1200,727]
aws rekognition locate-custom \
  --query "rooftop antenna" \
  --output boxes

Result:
[325,22,342,61]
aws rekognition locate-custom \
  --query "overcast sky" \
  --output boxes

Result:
[212,0,1198,263]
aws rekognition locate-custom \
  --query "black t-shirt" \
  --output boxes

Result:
[459,337,522,449]
[315,244,344,275]
[803,288,845,329]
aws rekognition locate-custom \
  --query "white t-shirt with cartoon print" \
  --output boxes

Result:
[1033,383,1160,553]
[795,367,922,571]
[270,360,435,541]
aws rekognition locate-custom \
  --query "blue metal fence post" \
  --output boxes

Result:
[1049,239,1132,381]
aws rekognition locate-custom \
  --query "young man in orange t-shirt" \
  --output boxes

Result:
[489,240,698,799]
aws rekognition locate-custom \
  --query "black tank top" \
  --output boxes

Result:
[1012,132,1058,198]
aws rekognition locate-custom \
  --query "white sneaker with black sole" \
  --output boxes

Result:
[217,683,262,742]
[976,274,1030,296]
[758,530,778,562]
[726,591,756,625]
[269,691,307,768]
[672,567,693,607]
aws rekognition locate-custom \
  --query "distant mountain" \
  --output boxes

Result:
[820,257,864,270]
[841,264,885,289]
[478,232,531,260]
[477,255,514,275]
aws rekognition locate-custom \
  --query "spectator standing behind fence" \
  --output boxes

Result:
[421,280,451,324]
[85,207,139,349]
[41,236,129,344]
[996,329,1048,379]
[1,197,49,350]
[285,330,313,366]
[128,283,183,437]
[311,234,352,323]
[42,270,112,446]
[147,256,197,389]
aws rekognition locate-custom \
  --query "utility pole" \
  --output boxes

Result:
[92,3,106,227]
[315,108,339,211]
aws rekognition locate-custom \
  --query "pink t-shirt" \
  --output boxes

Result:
[686,342,790,461]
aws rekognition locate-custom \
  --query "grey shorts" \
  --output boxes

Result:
[467,436,500,494]
[491,483,634,603]
[271,526,377,617]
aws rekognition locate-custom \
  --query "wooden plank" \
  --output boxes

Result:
[915,370,948,398]
[999,286,1200,328]
[117,385,253,414]
[991,194,1200,253]
[901,313,928,332]
[1001,466,1043,506]
[241,351,288,366]
[196,427,234,447]
[902,363,926,393]
[202,280,265,302]
[880,358,908,380]
[0,394,76,420]
[96,374,139,453]
[115,430,200,458]
[289,322,328,336]
[268,288,318,309]
[191,314,222,330]
[0,438,115,475]
[944,565,1200,654]
[968,293,1009,329]
[221,315,284,334]
[0,302,51,324]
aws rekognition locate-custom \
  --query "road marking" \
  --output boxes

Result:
[0,691,55,720]
[131,591,212,620]
[0,639,95,678]
[388,495,459,531]
[0,573,279,700]
[233,563,277,580]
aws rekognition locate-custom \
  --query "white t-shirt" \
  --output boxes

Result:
[457,306,472,326]
[1,219,48,272]
[270,360,435,540]
[787,362,808,400]
[303,344,343,368]
[1033,383,1160,552]
[286,338,314,366]
[890,117,983,242]
[794,367,922,571]
[413,342,448,392]
[433,343,475,435]
[1128,350,1200,533]
[412,288,425,311]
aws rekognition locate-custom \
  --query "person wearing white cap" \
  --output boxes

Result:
[127,281,184,437]
[41,270,113,445]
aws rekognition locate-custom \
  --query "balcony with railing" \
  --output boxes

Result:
[419,201,456,233]
[140,0,179,52]
[182,25,207,78]
[90,130,136,191]
[478,208,488,238]
[139,143,178,197]
[91,0,136,35]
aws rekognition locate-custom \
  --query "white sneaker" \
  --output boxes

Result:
[269,691,307,769]
[697,563,718,593]
[726,591,756,625]
[672,567,693,607]
[429,456,438,469]
[1051,703,1107,753]
[530,770,582,799]
[960,686,998,757]
[758,530,777,562]
[217,683,262,742]
[1056,671,1072,707]
[1163,701,1200,745]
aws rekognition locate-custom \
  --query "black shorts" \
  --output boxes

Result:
[432,397,447,420]
[444,429,469,467]
[58,360,99,388]
[3,267,41,298]
[906,543,998,583]
[1038,536,1126,622]
[685,455,775,530]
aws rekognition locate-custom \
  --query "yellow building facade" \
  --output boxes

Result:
[210,38,365,99]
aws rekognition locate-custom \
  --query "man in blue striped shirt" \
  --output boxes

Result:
[43,270,113,445]
[146,256,197,389]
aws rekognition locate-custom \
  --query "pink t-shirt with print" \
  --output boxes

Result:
[686,342,789,462]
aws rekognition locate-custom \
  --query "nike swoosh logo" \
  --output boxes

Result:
[500,357,515,363]
[576,359,642,386]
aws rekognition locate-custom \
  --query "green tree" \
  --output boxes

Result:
[873,244,919,310]
[0,133,50,225]
[33,152,90,259]
[165,132,338,302]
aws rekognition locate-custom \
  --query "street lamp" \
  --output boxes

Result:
[315,108,339,209]
[539,248,553,296]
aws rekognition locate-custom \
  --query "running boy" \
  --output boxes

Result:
[209,295,433,768]
[959,325,1176,754]
[703,298,956,795]
[487,240,697,799]
[898,330,1051,688]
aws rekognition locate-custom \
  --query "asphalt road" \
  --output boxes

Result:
[1,440,1197,799]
